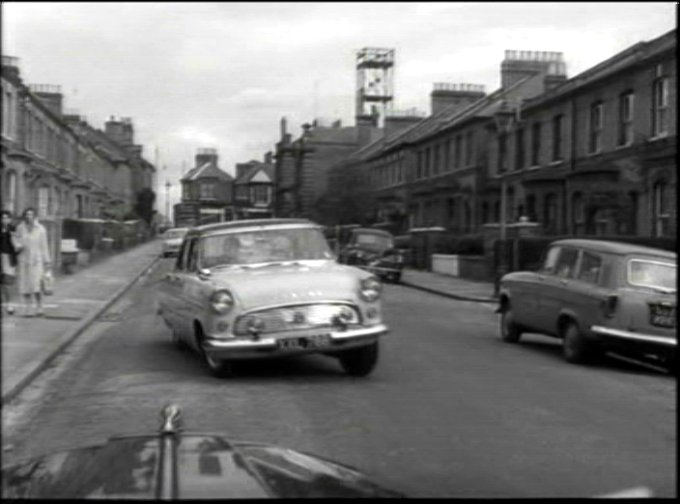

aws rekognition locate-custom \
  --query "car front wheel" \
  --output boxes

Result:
[500,308,522,343]
[563,322,599,364]
[339,342,379,377]
[196,325,234,377]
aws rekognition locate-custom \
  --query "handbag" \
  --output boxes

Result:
[42,270,55,295]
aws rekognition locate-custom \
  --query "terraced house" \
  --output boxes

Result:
[322,29,676,243]
[485,28,676,238]
[1,55,156,268]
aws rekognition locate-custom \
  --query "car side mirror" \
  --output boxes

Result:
[198,268,211,280]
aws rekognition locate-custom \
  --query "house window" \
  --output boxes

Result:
[447,198,455,224]
[5,171,17,213]
[572,192,584,234]
[454,135,462,169]
[544,193,558,234]
[424,148,431,177]
[416,151,422,179]
[433,144,440,175]
[497,132,507,173]
[588,101,604,153]
[618,92,634,146]
[444,139,451,172]
[2,90,13,139]
[38,186,50,217]
[651,77,669,137]
[531,122,541,166]
[200,182,215,199]
[465,131,474,166]
[552,114,563,161]
[251,185,270,205]
[652,181,669,237]
[514,127,524,170]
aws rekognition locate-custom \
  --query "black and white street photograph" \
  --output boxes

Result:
[1,2,676,498]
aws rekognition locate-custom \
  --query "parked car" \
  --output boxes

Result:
[338,228,404,283]
[1,404,403,499]
[157,219,388,377]
[161,227,189,257]
[497,239,676,371]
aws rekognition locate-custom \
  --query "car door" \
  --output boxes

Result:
[175,237,201,340]
[535,246,580,335]
[517,245,560,331]
[567,250,609,331]
[159,237,190,330]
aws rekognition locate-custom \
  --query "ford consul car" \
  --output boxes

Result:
[338,228,404,283]
[161,227,189,257]
[157,219,388,377]
[497,239,676,372]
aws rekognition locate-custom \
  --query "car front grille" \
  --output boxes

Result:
[234,303,361,336]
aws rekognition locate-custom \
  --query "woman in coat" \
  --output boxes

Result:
[15,207,51,317]
[1,210,20,315]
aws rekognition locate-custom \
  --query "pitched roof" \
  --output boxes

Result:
[182,161,233,182]
[525,28,676,108]
[234,162,275,185]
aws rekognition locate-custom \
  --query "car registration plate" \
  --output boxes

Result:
[649,303,676,328]
[277,334,332,350]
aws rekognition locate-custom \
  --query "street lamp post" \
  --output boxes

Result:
[493,100,518,293]
[165,180,171,226]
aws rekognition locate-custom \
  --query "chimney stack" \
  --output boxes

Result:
[430,83,486,116]
[384,109,425,137]
[356,113,380,147]
[1,55,21,80]
[29,84,64,117]
[264,151,273,164]
[195,147,218,167]
[105,116,135,146]
[501,50,567,89]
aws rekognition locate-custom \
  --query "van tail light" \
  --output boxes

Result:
[600,295,618,318]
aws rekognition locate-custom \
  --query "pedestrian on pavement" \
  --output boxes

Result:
[15,208,52,317]
[1,210,21,315]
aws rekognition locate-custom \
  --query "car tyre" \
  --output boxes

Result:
[500,308,522,343]
[339,342,379,377]
[563,322,597,364]
[391,273,401,284]
[196,325,234,378]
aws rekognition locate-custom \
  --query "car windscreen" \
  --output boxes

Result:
[627,258,676,292]
[199,228,334,268]
[165,230,187,239]
[353,233,393,250]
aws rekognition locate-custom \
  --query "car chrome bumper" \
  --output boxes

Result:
[203,324,388,359]
[591,325,677,347]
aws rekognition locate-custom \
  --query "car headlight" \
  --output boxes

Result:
[359,277,382,302]
[210,290,234,314]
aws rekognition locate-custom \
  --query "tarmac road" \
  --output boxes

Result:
[2,258,675,498]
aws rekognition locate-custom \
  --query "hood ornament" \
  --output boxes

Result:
[159,404,182,435]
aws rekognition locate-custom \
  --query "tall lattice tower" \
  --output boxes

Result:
[355,47,395,127]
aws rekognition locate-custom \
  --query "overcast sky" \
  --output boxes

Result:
[2,2,676,213]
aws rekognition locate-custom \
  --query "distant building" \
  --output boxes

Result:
[233,153,275,219]
[274,116,380,222]
[175,148,234,226]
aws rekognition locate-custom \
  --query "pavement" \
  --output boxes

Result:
[1,239,162,404]
[400,268,497,303]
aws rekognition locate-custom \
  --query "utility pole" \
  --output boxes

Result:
[165,180,171,226]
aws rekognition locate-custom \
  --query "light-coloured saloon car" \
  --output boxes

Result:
[498,239,676,371]
[157,219,389,377]
[161,227,189,257]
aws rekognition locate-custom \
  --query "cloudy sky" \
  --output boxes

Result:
[2,2,675,212]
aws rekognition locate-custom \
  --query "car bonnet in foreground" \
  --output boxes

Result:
[1,405,402,499]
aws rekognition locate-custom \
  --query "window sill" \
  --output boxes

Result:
[648,133,669,142]
[614,142,633,150]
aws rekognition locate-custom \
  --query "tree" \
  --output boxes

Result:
[133,187,156,224]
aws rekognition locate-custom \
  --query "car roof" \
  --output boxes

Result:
[187,218,319,237]
[551,239,677,259]
[352,228,393,237]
